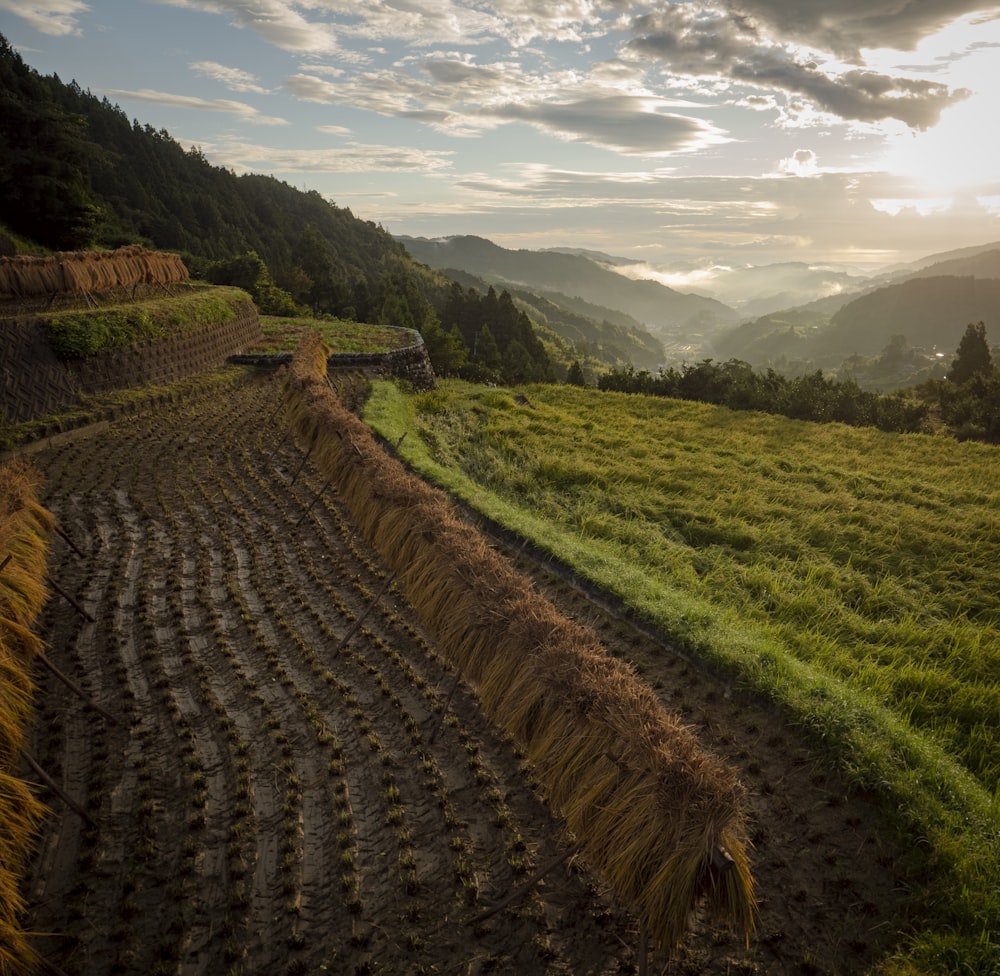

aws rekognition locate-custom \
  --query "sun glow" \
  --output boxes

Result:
[869,13,1000,196]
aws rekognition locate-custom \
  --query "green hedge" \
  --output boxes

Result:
[45,286,248,359]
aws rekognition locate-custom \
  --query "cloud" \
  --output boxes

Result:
[155,0,339,53]
[494,95,730,155]
[0,0,89,35]
[428,162,1000,266]
[779,148,819,176]
[421,59,505,89]
[296,0,501,46]
[287,57,731,156]
[101,88,288,125]
[190,61,270,93]
[730,0,998,60]
[625,3,972,129]
[200,138,455,174]
[731,52,969,129]
[292,0,627,48]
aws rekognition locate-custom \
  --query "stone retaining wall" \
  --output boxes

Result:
[231,329,436,389]
[1,301,262,424]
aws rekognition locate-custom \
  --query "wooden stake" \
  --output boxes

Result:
[0,553,11,574]
[264,396,285,428]
[334,572,397,653]
[44,575,95,623]
[469,840,585,925]
[289,444,314,487]
[265,425,292,465]
[34,650,118,726]
[54,523,85,559]
[21,752,96,827]
[294,477,334,527]
[429,668,463,745]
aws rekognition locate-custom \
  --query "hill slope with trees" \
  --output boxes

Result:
[396,234,739,341]
[1,34,562,382]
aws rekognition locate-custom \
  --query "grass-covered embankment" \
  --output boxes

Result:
[249,315,418,355]
[43,284,250,358]
[363,378,1000,976]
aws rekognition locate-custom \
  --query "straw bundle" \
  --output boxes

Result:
[0,247,189,300]
[0,460,54,975]
[281,331,756,948]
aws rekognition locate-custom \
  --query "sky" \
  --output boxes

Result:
[3,0,1000,276]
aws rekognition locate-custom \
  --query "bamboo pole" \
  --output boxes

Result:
[44,576,95,623]
[469,841,585,925]
[21,753,96,828]
[334,572,397,653]
[34,651,118,726]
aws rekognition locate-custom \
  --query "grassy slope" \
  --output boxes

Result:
[249,316,418,354]
[363,378,1000,976]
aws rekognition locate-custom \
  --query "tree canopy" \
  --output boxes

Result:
[948,321,992,384]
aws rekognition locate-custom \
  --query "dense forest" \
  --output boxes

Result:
[0,34,554,383]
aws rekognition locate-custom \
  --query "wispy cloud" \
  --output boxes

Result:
[190,60,270,93]
[492,94,729,155]
[154,0,339,53]
[286,57,730,155]
[101,88,288,125]
[0,0,90,36]
[200,137,456,174]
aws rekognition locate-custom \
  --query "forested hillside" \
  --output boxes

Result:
[0,34,567,382]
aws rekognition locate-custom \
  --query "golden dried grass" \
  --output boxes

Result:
[0,245,189,299]
[0,460,53,975]
[281,330,756,947]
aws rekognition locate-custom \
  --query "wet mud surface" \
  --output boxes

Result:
[20,369,914,975]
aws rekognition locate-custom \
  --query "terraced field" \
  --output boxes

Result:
[18,367,912,975]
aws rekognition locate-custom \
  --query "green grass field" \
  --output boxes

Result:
[364,378,1000,976]
[250,315,416,354]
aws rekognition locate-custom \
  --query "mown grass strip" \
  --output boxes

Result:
[250,315,417,355]
[363,378,1000,976]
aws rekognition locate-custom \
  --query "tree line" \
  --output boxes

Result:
[595,322,1000,441]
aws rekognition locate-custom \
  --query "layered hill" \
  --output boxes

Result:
[712,243,1000,377]
[397,235,739,344]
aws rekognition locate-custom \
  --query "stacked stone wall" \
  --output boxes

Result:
[1,301,262,424]
[231,328,436,389]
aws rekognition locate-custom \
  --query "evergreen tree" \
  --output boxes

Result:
[474,324,502,372]
[948,322,992,384]
[296,224,342,311]
[566,360,587,386]
[421,318,467,374]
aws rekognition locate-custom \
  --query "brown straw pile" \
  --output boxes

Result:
[281,332,756,948]
[0,460,54,975]
[0,245,188,300]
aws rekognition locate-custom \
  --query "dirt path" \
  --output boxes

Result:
[19,368,914,975]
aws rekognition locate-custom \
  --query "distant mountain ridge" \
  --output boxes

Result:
[713,243,1000,374]
[397,235,739,342]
